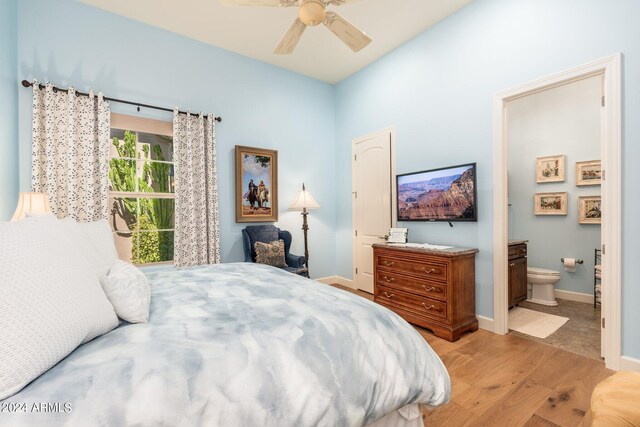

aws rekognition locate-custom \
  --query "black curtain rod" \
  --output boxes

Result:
[21,80,222,123]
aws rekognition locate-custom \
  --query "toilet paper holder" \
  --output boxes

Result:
[561,258,584,264]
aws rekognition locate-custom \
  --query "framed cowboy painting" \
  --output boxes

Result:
[235,145,278,223]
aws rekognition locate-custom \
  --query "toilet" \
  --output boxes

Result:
[527,267,561,306]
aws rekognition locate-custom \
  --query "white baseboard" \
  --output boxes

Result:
[554,289,594,304]
[315,276,356,289]
[476,315,494,333]
[619,356,640,372]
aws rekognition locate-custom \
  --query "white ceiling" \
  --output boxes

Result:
[78,0,473,84]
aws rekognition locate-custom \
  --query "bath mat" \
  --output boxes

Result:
[509,307,569,338]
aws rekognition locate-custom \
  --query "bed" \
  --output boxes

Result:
[1,262,450,426]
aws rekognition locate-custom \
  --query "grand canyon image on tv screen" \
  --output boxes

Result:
[397,163,477,222]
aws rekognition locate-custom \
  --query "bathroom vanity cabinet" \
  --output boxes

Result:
[508,242,528,307]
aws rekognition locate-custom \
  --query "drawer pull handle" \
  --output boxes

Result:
[422,285,436,292]
[384,292,394,298]
[383,276,395,283]
[422,268,438,274]
[509,263,515,267]
[422,303,437,311]
[383,261,395,267]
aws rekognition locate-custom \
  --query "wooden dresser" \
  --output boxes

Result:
[372,243,478,341]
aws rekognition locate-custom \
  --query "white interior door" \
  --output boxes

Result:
[352,130,393,293]
[599,75,605,359]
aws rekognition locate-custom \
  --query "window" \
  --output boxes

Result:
[108,114,175,265]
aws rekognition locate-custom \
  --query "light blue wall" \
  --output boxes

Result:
[16,0,337,278]
[335,0,640,358]
[0,0,19,220]
[508,76,601,295]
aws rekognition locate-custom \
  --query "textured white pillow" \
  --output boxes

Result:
[22,215,116,278]
[58,217,106,277]
[0,217,119,400]
[100,260,151,323]
[77,219,119,277]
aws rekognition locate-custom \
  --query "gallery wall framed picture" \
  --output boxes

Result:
[534,192,568,215]
[235,145,278,223]
[536,155,566,183]
[578,195,602,224]
[575,160,602,186]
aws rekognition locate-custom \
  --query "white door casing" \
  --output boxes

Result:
[352,128,396,293]
[493,54,622,370]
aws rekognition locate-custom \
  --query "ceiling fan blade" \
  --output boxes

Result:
[274,18,307,55]
[325,0,363,5]
[323,11,372,52]
[219,0,297,7]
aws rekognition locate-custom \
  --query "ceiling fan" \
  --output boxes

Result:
[220,0,372,55]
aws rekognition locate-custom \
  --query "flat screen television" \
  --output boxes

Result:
[396,163,477,222]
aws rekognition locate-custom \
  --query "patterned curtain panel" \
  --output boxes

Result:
[31,82,110,222]
[172,111,221,267]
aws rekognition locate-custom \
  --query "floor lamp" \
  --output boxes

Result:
[290,183,320,275]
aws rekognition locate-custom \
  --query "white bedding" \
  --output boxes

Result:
[0,263,450,426]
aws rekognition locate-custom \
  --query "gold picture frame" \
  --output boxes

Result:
[536,155,566,183]
[575,160,602,186]
[578,195,601,224]
[534,192,568,215]
[235,145,278,223]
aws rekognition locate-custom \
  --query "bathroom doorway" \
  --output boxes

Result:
[504,75,602,359]
[492,55,622,369]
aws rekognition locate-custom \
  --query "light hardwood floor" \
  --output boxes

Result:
[329,284,614,427]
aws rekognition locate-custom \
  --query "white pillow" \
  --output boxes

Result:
[22,215,117,278]
[77,219,119,277]
[58,218,106,277]
[100,260,151,323]
[0,217,119,400]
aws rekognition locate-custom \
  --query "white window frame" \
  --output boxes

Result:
[109,113,175,266]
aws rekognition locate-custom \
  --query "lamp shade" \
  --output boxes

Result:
[11,192,52,221]
[290,184,320,211]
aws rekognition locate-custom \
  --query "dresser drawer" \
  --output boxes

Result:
[508,244,527,260]
[376,285,448,321]
[377,256,448,282]
[376,271,447,301]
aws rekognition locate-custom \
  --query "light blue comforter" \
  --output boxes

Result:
[0,263,450,427]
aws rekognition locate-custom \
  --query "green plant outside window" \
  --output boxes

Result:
[109,129,175,264]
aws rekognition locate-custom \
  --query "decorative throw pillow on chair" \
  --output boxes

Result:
[254,240,287,268]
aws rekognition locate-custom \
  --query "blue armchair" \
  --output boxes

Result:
[242,225,309,278]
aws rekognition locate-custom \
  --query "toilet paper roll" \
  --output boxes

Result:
[564,257,576,272]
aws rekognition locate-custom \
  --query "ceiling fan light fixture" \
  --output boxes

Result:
[299,0,326,26]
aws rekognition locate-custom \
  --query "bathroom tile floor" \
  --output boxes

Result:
[509,298,602,360]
